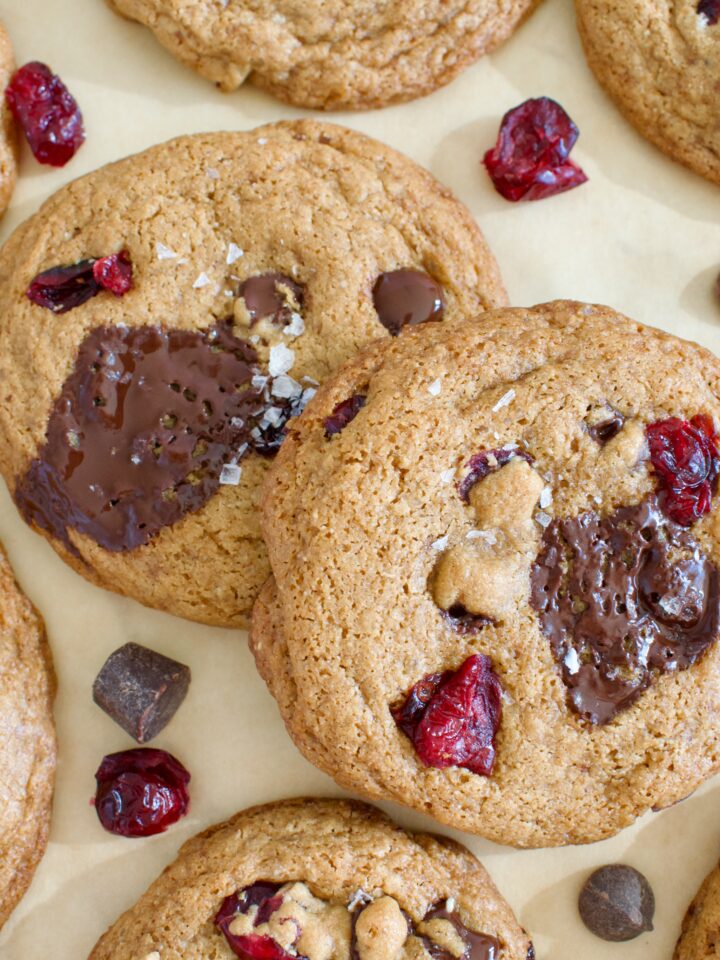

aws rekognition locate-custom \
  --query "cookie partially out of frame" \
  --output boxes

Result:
[254,300,720,847]
[675,860,720,958]
[106,0,539,110]
[0,22,18,216]
[88,798,534,960]
[0,543,56,929]
[575,0,720,184]
[0,119,506,628]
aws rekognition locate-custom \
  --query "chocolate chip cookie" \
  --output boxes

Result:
[575,0,720,184]
[253,300,720,847]
[0,119,506,627]
[0,23,18,216]
[88,797,533,960]
[106,0,538,110]
[675,861,720,958]
[0,543,56,929]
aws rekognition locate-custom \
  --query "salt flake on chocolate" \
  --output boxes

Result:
[268,343,295,377]
[219,464,242,485]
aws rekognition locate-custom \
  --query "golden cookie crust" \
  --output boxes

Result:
[0,543,56,929]
[0,22,18,217]
[253,300,720,848]
[675,862,720,958]
[106,0,539,110]
[0,119,506,628]
[88,798,533,960]
[575,0,720,184]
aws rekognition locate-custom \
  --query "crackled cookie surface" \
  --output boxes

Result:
[0,543,56,929]
[254,301,720,847]
[87,798,533,960]
[106,0,538,110]
[575,0,720,183]
[675,861,720,958]
[0,119,505,627]
[0,23,18,216]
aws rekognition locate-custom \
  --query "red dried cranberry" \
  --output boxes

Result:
[5,62,85,167]
[483,97,588,202]
[93,747,190,837]
[93,251,133,296]
[698,0,720,22]
[26,259,99,313]
[458,447,532,501]
[324,395,366,436]
[646,415,720,526]
[392,654,503,776]
[216,885,299,960]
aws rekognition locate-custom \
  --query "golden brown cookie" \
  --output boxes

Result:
[675,861,720,958]
[575,0,720,184]
[106,0,539,110]
[88,797,534,960]
[0,542,56,929]
[0,119,506,628]
[0,23,18,216]
[254,300,720,848]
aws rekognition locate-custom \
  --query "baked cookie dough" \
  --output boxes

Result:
[88,797,534,960]
[253,300,720,847]
[575,0,720,184]
[106,0,539,110]
[0,119,506,628]
[0,23,18,216]
[0,543,56,929]
[675,860,720,958]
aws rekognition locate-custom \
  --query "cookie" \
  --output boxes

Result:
[0,119,506,628]
[675,861,720,958]
[574,0,720,184]
[0,23,18,216]
[0,542,56,929]
[106,0,538,110]
[88,797,534,960]
[253,300,720,848]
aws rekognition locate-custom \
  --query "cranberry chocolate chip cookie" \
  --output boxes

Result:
[253,300,720,847]
[575,0,720,184]
[0,23,18,216]
[0,120,506,628]
[106,0,539,111]
[0,543,56,929]
[88,798,533,960]
[675,860,720,958]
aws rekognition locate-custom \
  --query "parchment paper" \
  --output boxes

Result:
[0,1,719,957]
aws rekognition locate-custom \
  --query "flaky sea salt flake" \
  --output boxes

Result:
[427,378,442,396]
[156,242,178,260]
[227,243,244,265]
[269,343,295,377]
[431,534,449,551]
[492,389,516,412]
[193,272,211,289]
[219,464,242,485]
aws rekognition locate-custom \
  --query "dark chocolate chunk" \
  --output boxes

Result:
[420,902,500,960]
[441,605,495,635]
[578,865,654,942]
[14,321,302,555]
[458,447,533,502]
[529,496,720,724]
[93,642,191,742]
[587,411,625,445]
[239,273,304,325]
[372,269,445,336]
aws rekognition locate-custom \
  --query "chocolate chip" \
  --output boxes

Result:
[420,903,500,960]
[588,411,625,445]
[92,642,190,742]
[579,865,654,942]
[442,605,495,635]
[239,273,303,325]
[372,269,445,336]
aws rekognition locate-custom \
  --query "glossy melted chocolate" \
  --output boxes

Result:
[15,322,295,555]
[530,497,720,723]
[372,269,445,336]
[420,904,500,960]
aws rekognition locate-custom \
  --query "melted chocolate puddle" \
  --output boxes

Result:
[420,904,500,960]
[15,322,302,555]
[530,497,720,723]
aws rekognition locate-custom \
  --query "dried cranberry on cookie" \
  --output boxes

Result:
[87,798,533,960]
[0,119,506,627]
[253,300,720,847]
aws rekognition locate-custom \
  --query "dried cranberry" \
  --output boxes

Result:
[26,259,99,313]
[93,251,133,296]
[698,0,720,22]
[324,395,366,437]
[216,884,298,960]
[5,61,85,167]
[458,447,532,501]
[392,654,503,776]
[647,415,720,526]
[483,97,588,202]
[93,747,190,837]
